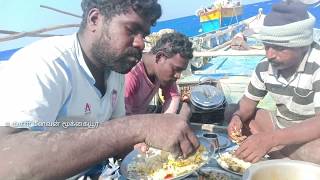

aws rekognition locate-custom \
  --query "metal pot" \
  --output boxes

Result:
[243,159,320,180]
[190,84,225,112]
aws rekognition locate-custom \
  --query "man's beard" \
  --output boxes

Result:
[91,39,142,74]
[268,59,284,70]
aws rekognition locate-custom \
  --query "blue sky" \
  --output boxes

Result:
[0,0,269,51]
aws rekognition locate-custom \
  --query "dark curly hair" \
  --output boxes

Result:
[151,32,193,60]
[80,0,161,29]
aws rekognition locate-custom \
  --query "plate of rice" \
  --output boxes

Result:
[216,151,252,175]
[120,138,213,180]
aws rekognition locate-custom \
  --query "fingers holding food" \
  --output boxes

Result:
[230,130,247,144]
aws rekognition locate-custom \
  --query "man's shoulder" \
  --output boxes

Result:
[125,61,145,80]
[308,42,320,64]
[255,58,270,73]
[129,61,145,74]
[21,34,74,51]
[5,34,80,80]
[10,34,76,63]
[311,42,320,54]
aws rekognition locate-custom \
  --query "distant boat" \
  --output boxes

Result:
[196,0,243,33]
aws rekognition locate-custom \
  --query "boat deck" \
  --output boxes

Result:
[177,52,277,119]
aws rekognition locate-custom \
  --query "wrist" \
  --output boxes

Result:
[270,130,281,147]
[232,113,241,118]
[232,113,243,122]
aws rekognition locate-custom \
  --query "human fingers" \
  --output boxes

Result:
[252,156,261,163]
[236,146,252,161]
[140,143,149,153]
[134,143,149,153]
[176,126,199,158]
[182,95,190,103]
[170,141,183,159]
[179,102,191,120]
[234,141,248,157]
[227,119,237,137]
[227,123,233,136]
[133,143,143,149]
[179,136,196,158]
[244,152,258,163]
[227,118,242,139]
[186,129,200,150]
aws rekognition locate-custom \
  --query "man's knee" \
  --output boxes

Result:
[282,139,320,164]
[249,109,275,133]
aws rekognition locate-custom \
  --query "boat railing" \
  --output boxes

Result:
[191,21,246,51]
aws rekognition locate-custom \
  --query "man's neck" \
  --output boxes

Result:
[142,54,156,83]
[77,33,107,95]
[279,67,298,80]
[77,32,105,71]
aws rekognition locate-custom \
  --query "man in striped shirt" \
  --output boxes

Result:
[227,1,320,164]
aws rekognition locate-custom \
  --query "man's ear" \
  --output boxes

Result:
[155,51,166,63]
[87,8,101,32]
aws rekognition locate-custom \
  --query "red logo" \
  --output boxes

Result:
[84,103,91,114]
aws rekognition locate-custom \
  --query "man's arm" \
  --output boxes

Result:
[227,95,259,143]
[271,114,320,146]
[232,95,259,123]
[163,96,180,114]
[162,82,180,114]
[235,113,320,163]
[0,114,198,179]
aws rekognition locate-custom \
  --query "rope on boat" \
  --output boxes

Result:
[0,30,60,37]
[0,24,80,42]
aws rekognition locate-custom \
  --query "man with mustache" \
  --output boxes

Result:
[125,32,193,115]
[227,1,320,164]
[0,0,199,179]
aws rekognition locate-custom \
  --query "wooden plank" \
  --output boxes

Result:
[191,123,227,134]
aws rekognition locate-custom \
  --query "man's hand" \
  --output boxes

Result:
[143,114,199,158]
[134,143,149,153]
[234,132,275,163]
[179,102,192,120]
[227,115,243,141]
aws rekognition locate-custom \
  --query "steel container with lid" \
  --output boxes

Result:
[190,84,225,112]
[189,80,226,125]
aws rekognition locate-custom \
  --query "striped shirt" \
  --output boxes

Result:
[245,43,320,128]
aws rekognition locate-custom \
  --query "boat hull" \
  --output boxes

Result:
[199,6,243,33]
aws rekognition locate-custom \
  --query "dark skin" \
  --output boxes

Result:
[143,52,189,113]
[264,44,308,78]
[0,114,198,179]
[132,52,193,152]
[227,45,320,163]
[0,8,199,179]
[79,8,148,95]
[80,46,108,95]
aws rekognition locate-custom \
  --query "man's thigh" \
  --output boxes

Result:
[281,137,320,164]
